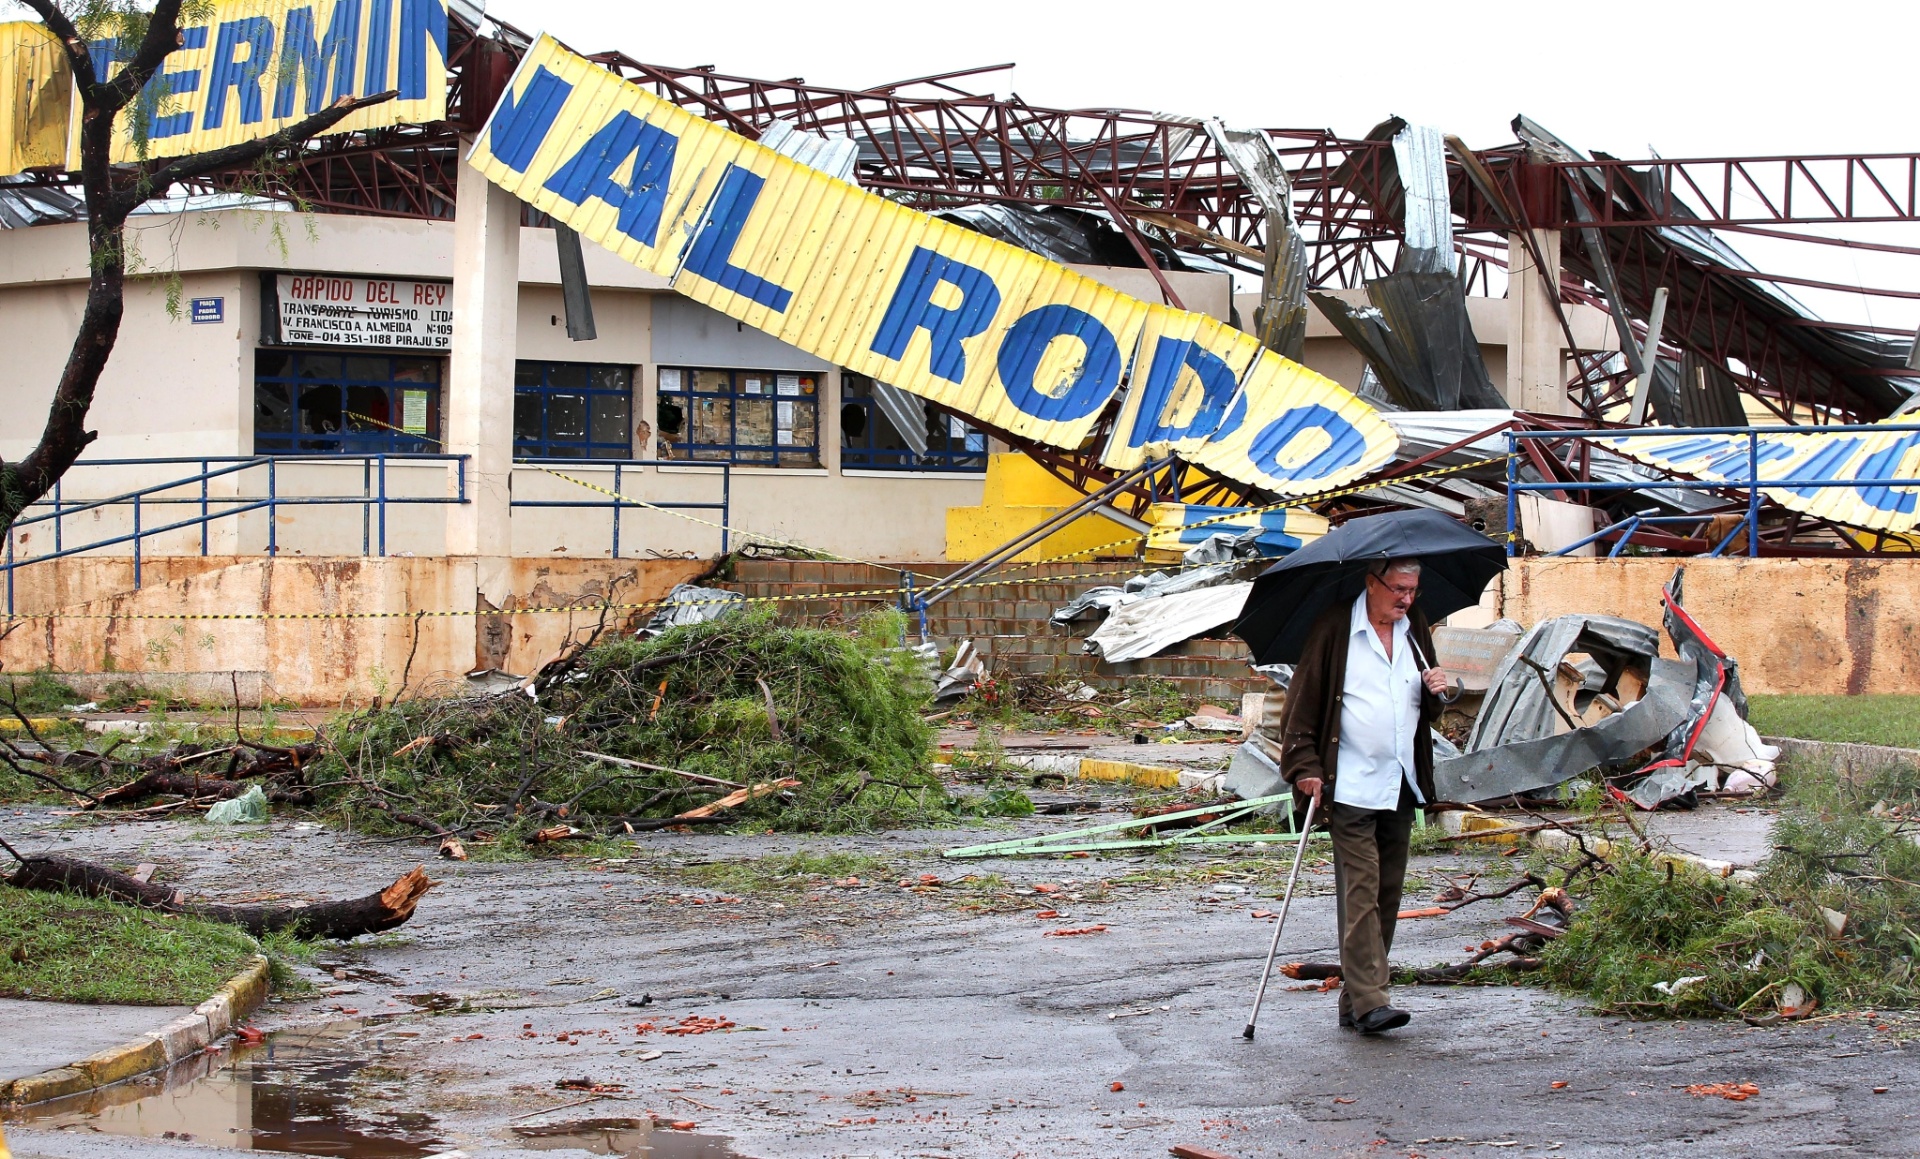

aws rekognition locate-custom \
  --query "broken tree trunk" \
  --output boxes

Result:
[6,855,437,940]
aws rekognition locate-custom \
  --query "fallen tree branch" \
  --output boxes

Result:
[576,750,742,790]
[6,854,437,939]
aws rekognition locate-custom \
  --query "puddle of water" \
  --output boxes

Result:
[513,1117,750,1158]
[9,1019,446,1157]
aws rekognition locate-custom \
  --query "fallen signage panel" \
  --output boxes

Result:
[467,34,1397,495]
[1601,424,1920,534]
[0,0,448,175]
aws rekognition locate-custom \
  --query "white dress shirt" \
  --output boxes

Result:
[1333,592,1426,811]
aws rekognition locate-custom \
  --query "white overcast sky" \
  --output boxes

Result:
[490,0,1920,333]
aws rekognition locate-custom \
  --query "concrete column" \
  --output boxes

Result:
[1506,229,1573,415]
[822,368,843,473]
[446,140,519,668]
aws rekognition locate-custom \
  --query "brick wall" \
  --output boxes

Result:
[725,557,1266,701]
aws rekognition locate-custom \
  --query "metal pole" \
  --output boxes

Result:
[53,477,61,555]
[1243,794,1318,1040]
[361,457,371,557]
[1626,287,1670,426]
[378,456,389,557]
[1747,430,1761,557]
[612,463,622,559]
[133,493,142,589]
[1505,435,1518,557]
[267,459,277,557]
[721,465,731,555]
[199,460,209,556]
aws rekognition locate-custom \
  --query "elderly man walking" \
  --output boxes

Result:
[1277,558,1448,1034]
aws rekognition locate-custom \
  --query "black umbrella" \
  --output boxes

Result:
[1233,508,1506,665]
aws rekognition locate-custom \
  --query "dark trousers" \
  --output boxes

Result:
[1329,781,1417,1019]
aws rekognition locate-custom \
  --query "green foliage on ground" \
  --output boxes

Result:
[316,608,953,845]
[1537,754,1920,1017]
[0,887,259,1005]
[4,671,79,714]
[1747,694,1920,749]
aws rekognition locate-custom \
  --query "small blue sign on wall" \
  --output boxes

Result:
[189,297,224,324]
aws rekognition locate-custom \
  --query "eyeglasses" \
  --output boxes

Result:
[1368,574,1419,599]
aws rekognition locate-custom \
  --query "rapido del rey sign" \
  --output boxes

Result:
[465,34,1399,496]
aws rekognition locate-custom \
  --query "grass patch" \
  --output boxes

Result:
[1535,752,1920,1017]
[1747,694,1920,749]
[0,887,260,1005]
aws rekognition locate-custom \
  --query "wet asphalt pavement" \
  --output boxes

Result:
[3,797,1916,1158]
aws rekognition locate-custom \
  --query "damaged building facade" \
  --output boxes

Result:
[0,9,1917,704]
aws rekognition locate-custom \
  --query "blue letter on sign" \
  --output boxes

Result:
[1855,433,1920,515]
[1247,404,1369,484]
[274,2,360,119]
[683,166,793,313]
[202,17,275,129]
[483,66,573,174]
[870,247,1002,384]
[1127,338,1236,446]
[543,112,679,248]
[398,0,447,101]
[995,304,1123,424]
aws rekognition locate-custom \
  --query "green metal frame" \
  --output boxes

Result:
[943,792,1322,859]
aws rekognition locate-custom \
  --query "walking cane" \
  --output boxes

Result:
[1241,793,1318,1040]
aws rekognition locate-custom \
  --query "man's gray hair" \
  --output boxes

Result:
[1369,558,1422,579]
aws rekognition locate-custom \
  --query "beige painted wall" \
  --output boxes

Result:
[1502,557,1920,696]
[0,555,708,705]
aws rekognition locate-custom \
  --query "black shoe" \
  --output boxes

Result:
[1338,1011,1357,1031]
[1355,1005,1410,1034]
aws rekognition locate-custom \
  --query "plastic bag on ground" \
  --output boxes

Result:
[205,784,269,824]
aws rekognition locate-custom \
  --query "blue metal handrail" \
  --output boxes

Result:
[1505,423,1920,557]
[3,454,469,614]
[509,459,732,556]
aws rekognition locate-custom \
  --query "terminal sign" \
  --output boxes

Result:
[465,35,1398,496]
[276,274,452,350]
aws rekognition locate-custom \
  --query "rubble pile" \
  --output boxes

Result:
[318,608,952,840]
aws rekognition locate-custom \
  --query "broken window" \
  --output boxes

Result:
[513,361,633,460]
[655,366,819,468]
[253,352,441,454]
[840,372,986,472]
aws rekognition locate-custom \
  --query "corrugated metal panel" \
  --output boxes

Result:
[1143,501,1327,558]
[1601,425,1920,533]
[40,0,445,169]
[0,22,69,176]
[1186,348,1398,495]
[1101,308,1264,470]
[469,35,1396,484]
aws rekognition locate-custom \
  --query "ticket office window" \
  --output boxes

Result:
[254,352,442,454]
[655,367,820,467]
[839,373,987,471]
[513,362,634,459]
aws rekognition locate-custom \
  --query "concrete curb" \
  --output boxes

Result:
[0,953,270,1108]
[1439,811,1760,882]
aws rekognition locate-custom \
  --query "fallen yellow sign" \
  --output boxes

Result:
[467,34,1397,495]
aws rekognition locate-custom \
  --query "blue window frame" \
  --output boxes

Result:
[254,351,441,454]
[514,362,634,459]
[840,373,986,471]
[656,366,820,468]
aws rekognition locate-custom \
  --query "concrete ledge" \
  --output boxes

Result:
[1767,736,1920,783]
[0,954,269,1108]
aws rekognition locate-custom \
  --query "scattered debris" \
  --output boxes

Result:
[1685,1082,1759,1101]
[204,783,270,823]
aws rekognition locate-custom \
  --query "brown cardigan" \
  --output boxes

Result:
[1276,598,1442,815]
